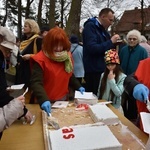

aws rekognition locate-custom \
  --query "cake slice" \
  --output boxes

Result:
[88,104,120,125]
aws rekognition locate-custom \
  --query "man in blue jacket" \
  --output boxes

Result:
[82,8,120,95]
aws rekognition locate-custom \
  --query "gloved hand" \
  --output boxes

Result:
[133,84,149,102]
[41,101,51,115]
[78,87,85,94]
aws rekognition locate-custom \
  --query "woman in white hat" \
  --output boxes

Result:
[0,26,34,139]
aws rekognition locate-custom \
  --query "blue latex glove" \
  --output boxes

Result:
[41,101,51,115]
[78,87,85,94]
[133,84,149,102]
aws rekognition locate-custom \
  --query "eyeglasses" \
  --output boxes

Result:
[128,38,137,41]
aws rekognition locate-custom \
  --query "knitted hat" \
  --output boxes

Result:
[105,49,120,64]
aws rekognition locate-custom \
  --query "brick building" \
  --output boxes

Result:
[113,7,150,40]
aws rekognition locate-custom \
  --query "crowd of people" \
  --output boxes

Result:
[1,7,150,140]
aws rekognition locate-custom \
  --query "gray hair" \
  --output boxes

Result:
[140,35,147,42]
[126,29,141,43]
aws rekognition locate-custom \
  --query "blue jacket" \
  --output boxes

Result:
[70,43,84,78]
[119,44,148,75]
[82,17,115,73]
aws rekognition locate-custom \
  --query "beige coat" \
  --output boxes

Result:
[0,99,24,132]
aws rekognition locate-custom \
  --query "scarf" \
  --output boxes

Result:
[45,51,73,73]
[20,34,39,51]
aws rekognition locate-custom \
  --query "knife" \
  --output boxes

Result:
[23,87,28,96]
[146,97,150,112]
[47,113,60,130]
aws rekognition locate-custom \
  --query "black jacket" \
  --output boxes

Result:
[122,73,140,119]
[123,73,140,97]
[15,35,42,88]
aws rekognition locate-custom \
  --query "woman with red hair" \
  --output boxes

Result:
[30,27,85,115]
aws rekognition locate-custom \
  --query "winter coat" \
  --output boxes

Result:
[82,17,115,73]
[119,44,148,75]
[70,43,84,78]
[15,35,42,88]
[0,99,24,136]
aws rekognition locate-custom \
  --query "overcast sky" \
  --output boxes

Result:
[80,0,150,26]
[0,0,150,34]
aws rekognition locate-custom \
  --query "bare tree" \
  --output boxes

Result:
[25,0,34,19]
[18,0,22,39]
[1,0,8,26]
[49,0,55,29]
[65,0,82,37]
[60,0,64,28]
[37,0,44,28]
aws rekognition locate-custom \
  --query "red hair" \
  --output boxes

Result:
[42,27,71,56]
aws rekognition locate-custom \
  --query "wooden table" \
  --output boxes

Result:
[0,102,148,150]
[0,104,44,150]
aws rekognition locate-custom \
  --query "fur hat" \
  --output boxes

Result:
[105,49,120,64]
[0,26,16,50]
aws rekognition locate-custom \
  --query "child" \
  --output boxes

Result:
[97,49,126,113]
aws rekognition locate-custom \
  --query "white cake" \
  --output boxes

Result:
[88,104,119,125]
[48,124,122,150]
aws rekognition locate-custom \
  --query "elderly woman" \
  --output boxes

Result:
[119,29,148,75]
[0,26,33,139]
[15,19,42,89]
[139,35,150,57]
[119,29,148,122]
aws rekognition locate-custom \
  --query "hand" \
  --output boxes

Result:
[41,101,51,115]
[133,84,149,102]
[21,54,31,60]
[111,34,120,44]
[108,70,115,80]
[78,87,85,94]
[24,110,34,123]
[16,95,25,105]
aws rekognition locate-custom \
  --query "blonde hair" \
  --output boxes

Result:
[24,19,40,34]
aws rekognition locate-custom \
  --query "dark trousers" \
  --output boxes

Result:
[84,72,102,95]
